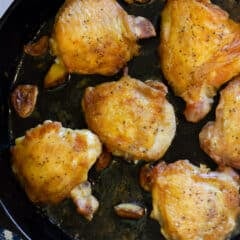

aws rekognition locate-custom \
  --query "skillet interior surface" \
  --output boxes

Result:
[1,0,240,239]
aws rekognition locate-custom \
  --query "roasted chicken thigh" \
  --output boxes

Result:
[11,121,102,204]
[82,75,176,162]
[160,0,240,122]
[140,160,240,240]
[50,0,156,76]
[200,78,240,169]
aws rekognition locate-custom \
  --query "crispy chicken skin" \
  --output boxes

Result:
[82,75,176,161]
[160,0,240,122]
[11,121,102,204]
[51,0,156,76]
[142,160,240,240]
[200,78,240,169]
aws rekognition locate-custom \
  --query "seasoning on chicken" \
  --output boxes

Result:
[160,0,240,122]
[140,160,240,240]
[199,77,240,169]
[49,0,156,79]
[11,121,102,212]
[82,75,176,162]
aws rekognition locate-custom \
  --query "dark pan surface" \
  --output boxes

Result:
[1,0,240,239]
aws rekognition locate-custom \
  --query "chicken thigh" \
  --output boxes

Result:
[82,75,176,162]
[11,121,102,204]
[160,0,240,122]
[140,160,240,240]
[200,78,240,169]
[50,0,156,77]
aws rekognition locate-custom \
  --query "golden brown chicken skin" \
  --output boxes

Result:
[51,0,156,76]
[160,0,240,122]
[11,121,102,204]
[199,78,240,169]
[140,160,240,240]
[82,75,176,162]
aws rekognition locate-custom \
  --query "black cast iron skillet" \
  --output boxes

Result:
[1,0,240,239]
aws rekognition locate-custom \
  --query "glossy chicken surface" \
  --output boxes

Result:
[200,78,240,169]
[160,0,240,122]
[145,160,240,240]
[11,121,102,204]
[82,75,176,162]
[51,0,156,76]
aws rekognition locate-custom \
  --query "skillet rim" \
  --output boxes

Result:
[0,0,71,239]
[1,0,240,239]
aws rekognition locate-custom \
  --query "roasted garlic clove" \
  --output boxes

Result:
[24,36,49,56]
[11,84,38,118]
[139,163,155,191]
[114,203,146,219]
[95,146,112,172]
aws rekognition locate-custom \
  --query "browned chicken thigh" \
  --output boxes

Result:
[82,75,176,162]
[140,160,240,240]
[200,77,240,169]
[160,0,240,122]
[49,0,156,77]
[11,121,102,205]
